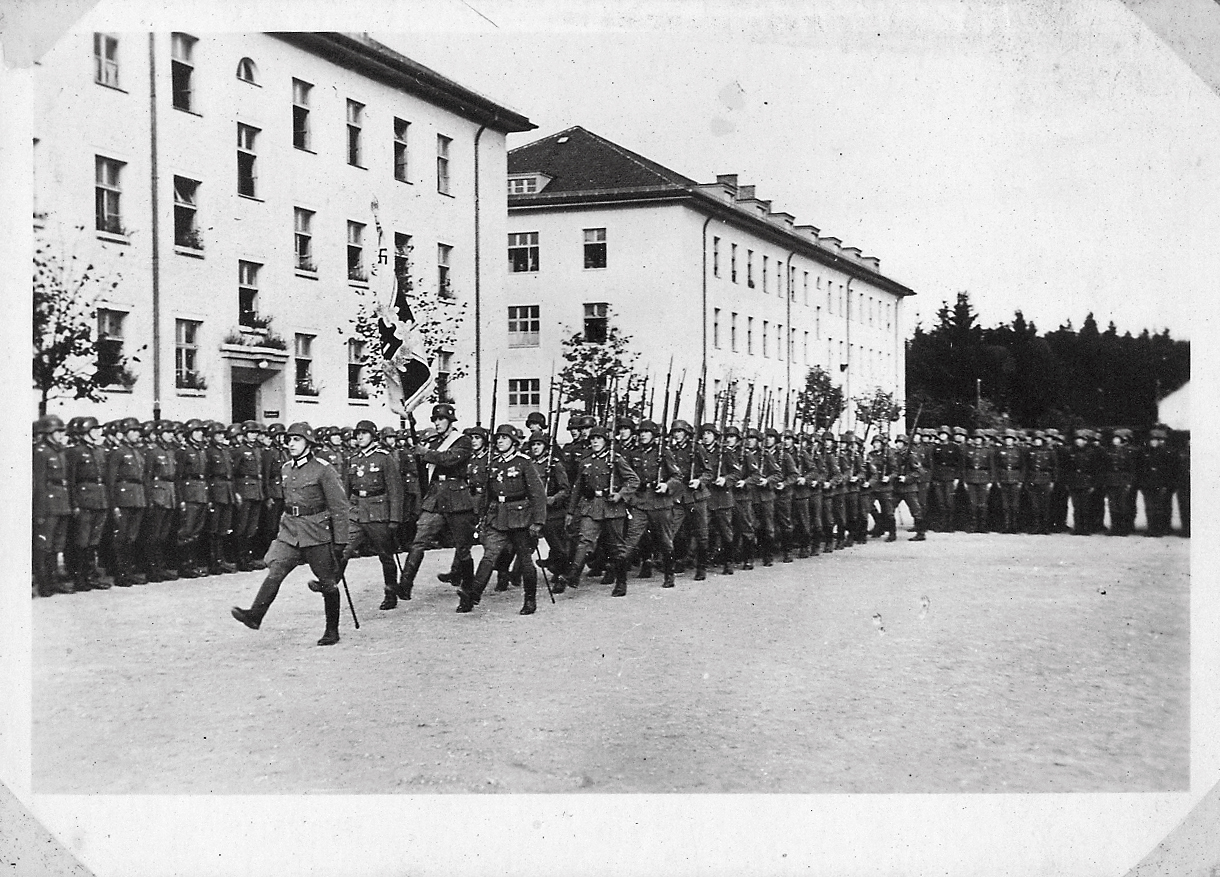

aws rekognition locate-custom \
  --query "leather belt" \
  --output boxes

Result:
[497,493,529,503]
[285,503,326,516]
[353,489,385,498]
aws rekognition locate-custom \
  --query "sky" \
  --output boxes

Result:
[374,0,1220,341]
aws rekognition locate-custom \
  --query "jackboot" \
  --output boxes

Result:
[236,537,256,572]
[885,530,897,543]
[693,547,707,581]
[600,566,616,586]
[317,589,341,645]
[761,535,774,567]
[638,558,653,580]
[493,569,510,592]
[610,559,628,597]
[661,552,675,588]
[231,573,284,630]
[781,540,794,563]
[741,538,755,571]
[111,543,133,586]
[519,575,537,614]
[397,548,424,600]
[379,560,399,609]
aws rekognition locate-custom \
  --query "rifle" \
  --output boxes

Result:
[742,382,755,434]
[639,373,649,422]
[608,373,619,494]
[488,359,499,463]
[658,357,673,483]
[715,376,731,480]
[672,368,686,425]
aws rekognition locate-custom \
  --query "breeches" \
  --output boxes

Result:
[262,541,339,593]
[411,509,476,562]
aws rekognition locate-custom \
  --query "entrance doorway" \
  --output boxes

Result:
[231,382,258,422]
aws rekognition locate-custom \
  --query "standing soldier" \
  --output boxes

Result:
[232,422,350,646]
[340,420,404,610]
[865,434,897,542]
[458,424,547,614]
[1062,428,1100,535]
[527,429,572,590]
[32,414,73,596]
[140,420,180,581]
[891,433,927,541]
[204,422,240,574]
[105,417,148,586]
[1023,431,1058,535]
[912,429,935,527]
[395,403,477,600]
[231,421,267,571]
[930,426,961,532]
[697,423,739,575]
[1138,426,1176,537]
[257,424,286,558]
[563,424,639,595]
[993,428,1025,533]
[623,419,684,588]
[64,417,111,590]
[1174,432,1189,537]
[175,420,211,578]
[1100,428,1139,536]
[961,429,996,533]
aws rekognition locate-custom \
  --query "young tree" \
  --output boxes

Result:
[853,386,903,440]
[557,322,642,418]
[794,365,846,432]
[32,235,129,416]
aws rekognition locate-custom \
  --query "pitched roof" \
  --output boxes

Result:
[508,126,696,194]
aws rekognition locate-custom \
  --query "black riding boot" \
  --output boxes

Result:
[379,556,400,610]
[611,558,628,596]
[398,548,424,600]
[693,546,707,581]
[317,589,341,645]
[661,552,675,588]
[231,572,284,630]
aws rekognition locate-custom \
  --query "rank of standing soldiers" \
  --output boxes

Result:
[31,384,1191,628]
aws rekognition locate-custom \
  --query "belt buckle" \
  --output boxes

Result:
[291,504,300,515]
[498,495,506,503]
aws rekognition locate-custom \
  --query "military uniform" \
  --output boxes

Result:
[728,428,759,568]
[566,427,640,595]
[822,434,846,550]
[1062,432,1100,535]
[258,425,286,557]
[961,432,996,533]
[105,419,148,586]
[204,425,239,574]
[667,421,709,579]
[528,432,572,587]
[801,437,827,556]
[460,425,548,614]
[697,425,740,575]
[623,421,684,587]
[1138,428,1177,537]
[1022,434,1058,534]
[65,422,110,590]
[864,437,897,541]
[1100,430,1139,535]
[891,435,927,540]
[930,428,963,531]
[32,416,72,596]
[788,434,813,558]
[141,423,180,581]
[766,430,799,563]
[341,421,405,609]
[230,423,266,570]
[993,432,1025,533]
[232,422,351,646]
[175,422,211,577]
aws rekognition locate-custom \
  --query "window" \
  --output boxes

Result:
[236,57,258,84]
[238,261,260,328]
[436,351,454,403]
[394,233,411,289]
[803,331,809,364]
[294,334,316,395]
[346,99,364,166]
[583,228,607,269]
[96,309,126,385]
[731,244,738,282]
[747,317,754,355]
[731,312,738,352]
[790,267,797,301]
[747,250,754,288]
[777,323,784,360]
[175,319,202,388]
[437,243,452,295]
[803,271,809,306]
[292,79,312,150]
[173,176,201,249]
[237,123,258,197]
[583,302,608,343]
[763,320,770,357]
[347,221,366,281]
[394,117,409,182]
[508,232,539,273]
[816,306,822,339]
[348,339,368,399]
[508,176,537,194]
[94,155,124,234]
[94,33,119,87]
[508,305,540,348]
[778,262,784,298]
[436,134,451,194]
[170,33,196,112]
[713,237,720,277]
[508,378,541,418]
[762,255,768,293]
[713,308,721,349]
[294,207,315,271]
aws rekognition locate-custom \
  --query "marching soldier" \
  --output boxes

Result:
[392,426,423,555]
[930,426,962,532]
[316,427,348,485]
[435,425,490,587]
[993,428,1025,533]
[865,434,897,541]
[891,433,927,541]
[340,420,404,610]
[527,429,572,589]
[697,423,738,575]
[912,429,934,524]
[140,420,180,581]
[802,432,826,556]
[458,424,547,614]
[839,431,862,546]
[105,417,148,586]
[563,424,639,595]
[257,423,286,557]
[396,403,477,600]
[666,419,708,579]
[728,426,759,569]
[231,421,267,571]
[747,428,779,566]
[821,431,845,551]
[785,430,811,558]
[232,422,350,646]
[1023,431,1058,534]
[623,419,684,588]
[769,428,799,563]
[32,414,73,596]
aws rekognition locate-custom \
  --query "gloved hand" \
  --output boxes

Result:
[528,523,543,540]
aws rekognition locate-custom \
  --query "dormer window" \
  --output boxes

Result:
[508,173,552,195]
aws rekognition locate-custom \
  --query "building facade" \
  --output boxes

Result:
[32,30,532,426]
[500,127,914,432]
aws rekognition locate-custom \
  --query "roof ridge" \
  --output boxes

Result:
[507,125,585,155]
[575,128,696,188]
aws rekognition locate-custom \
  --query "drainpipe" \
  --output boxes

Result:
[473,124,487,423]
[701,215,713,386]
[845,276,853,429]
[785,251,794,424]
[148,34,162,421]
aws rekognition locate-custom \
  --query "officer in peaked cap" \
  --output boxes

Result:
[232,422,350,646]
[340,419,404,610]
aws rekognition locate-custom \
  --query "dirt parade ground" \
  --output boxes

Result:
[32,530,1188,795]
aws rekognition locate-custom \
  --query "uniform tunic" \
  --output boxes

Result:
[343,443,404,562]
[33,439,72,556]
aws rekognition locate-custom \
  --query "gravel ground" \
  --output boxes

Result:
[32,531,1189,794]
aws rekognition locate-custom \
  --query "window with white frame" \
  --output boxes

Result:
[237,123,258,197]
[436,351,453,402]
[96,308,126,386]
[583,228,607,269]
[747,317,754,355]
[394,117,409,182]
[394,232,411,288]
[238,260,260,328]
[437,243,452,295]
[348,338,368,398]
[175,319,203,389]
[236,57,258,84]
[731,244,738,282]
[170,33,196,112]
[747,250,755,288]
[346,99,364,166]
[294,207,315,271]
[292,79,312,150]
[173,176,201,249]
[508,378,541,418]
[507,305,540,348]
[294,333,316,395]
[347,221,366,281]
[762,255,769,293]
[436,134,451,194]
[508,176,537,194]
[731,312,738,352]
[583,302,608,343]
[763,320,770,357]
[94,33,119,87]
[508,232,539,273]
[94,155,124,234]
[713,237,720,276]
[713,308,721,349]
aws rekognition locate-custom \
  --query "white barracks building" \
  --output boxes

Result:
[32,30,533,426]
[501,127,914,431]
